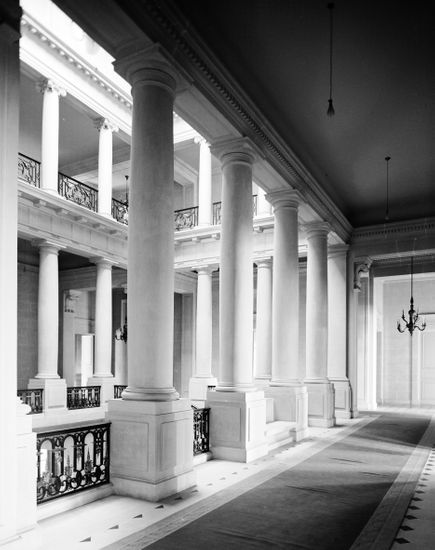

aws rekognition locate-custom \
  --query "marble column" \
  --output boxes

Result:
[195,137,212,226]
[265,190,308,440]
[189,266,217,401]
[88,258,115,402]
[95,118,118,217]
[327,245,352,418]
[40,79,66,194]
[207,137,267,462]
[62,290,82,387]
[304,222,335,427]
[107,46,194,501]
[0,8,37,541]
[254,259,272,384]
[29,241,67,414]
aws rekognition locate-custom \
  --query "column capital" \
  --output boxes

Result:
[328,244,349,259]
[114,43,186,94]
[94,117,119,133]
[210,136,260,168]
[354,256,372,291]
[255,258,273,269]
[194,135,210,147]
[38,78,66,97]
[32,239,65,253]
[90,256,118,268]
[303,221,331,238]
[266,188,303,210]
[192,264,217,276]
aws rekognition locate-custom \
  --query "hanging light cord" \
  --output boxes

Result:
[385,156,390,221]
[327,3,335,116]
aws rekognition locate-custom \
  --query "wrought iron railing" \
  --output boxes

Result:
[112,198,128,225]
[58,173,98,212]
[174,206,199,231]
[36,422,110,504]
[17,389,44,414]
[192,405,210,455]
[18,153,41,187]
[67,386,101,410]
[114,385,127,399]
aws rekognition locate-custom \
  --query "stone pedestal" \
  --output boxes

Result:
[106,398,195,501]
[329,377,352,419]
[304,380,335,427]
[28,378,67,415]
[206,390,268,462]
[264,385,308,441]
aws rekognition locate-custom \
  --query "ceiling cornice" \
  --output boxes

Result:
[122,0,352,242]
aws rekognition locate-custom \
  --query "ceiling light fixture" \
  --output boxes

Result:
[327,2,335,116]
[397,256,426,335]
[385,156,390,221]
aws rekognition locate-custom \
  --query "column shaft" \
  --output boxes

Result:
[126,67,177,400]
[94,260,113,377]
[96,119,117,217]
[36,244,60,378]
[40,80,65,193]
[255,260,272,381]
[219,150,255,389]
[195,267,213,377]
[197,138,212,226]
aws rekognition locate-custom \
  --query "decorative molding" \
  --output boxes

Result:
[352,217,435,243]
[354,256,373,291]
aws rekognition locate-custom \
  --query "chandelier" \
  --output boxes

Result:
[397,256,426,335]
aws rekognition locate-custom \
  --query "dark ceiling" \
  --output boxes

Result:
[54,0,435,228]
[166,0,435,227]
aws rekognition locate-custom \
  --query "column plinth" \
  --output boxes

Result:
[303,222,335,427]
[107,48,194,499]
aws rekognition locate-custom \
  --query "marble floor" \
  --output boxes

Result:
[4,408,435,550]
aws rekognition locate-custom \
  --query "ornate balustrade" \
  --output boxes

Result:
[174,206,199,231]
[192,405,210,455]
[113,385,127,399]
[18,153,41,187]
[36,422,110,504]
[112,198,128,225]
[67,386,101,410]
[58,173,98,212]
[17,389,43,414]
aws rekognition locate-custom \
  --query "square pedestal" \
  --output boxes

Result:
[28,378,67,416]
[305,380,335,427]
[205,390,268,462]
[88,376,115,403]
[329,377,352,419]
[264,385,309,441]
[106,398,195,502]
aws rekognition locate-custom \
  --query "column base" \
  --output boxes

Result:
[264,384,309,441]
[106,398,195,502]
[28,378,67,415]
[205,390,268,462]
[253,377,271,389]
[189,376,217,401]
[88,376,115,403]
[304,379,335,427]
[329,377,352,419]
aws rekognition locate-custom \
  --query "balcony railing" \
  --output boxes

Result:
[67,386,101,410]
[36,422,110,504]
[112,198,128,225]
[18,153,41,187]
[58,173,98,212]
[192,405,210,455]
[174,206,199,231]
[213,195,257,225]
[17,389,43,414]
[114,385,127,399]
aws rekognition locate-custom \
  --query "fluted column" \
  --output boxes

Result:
[189,266,217,400]
[304,222,335,427]
[328,245,352,418]
[207,137,267,462]
[264,190,308,439]
[40,79,66,194]
[95,118,118,217]
[195,137,212,226]
[107,46,194,500]
[254,259,273,382]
